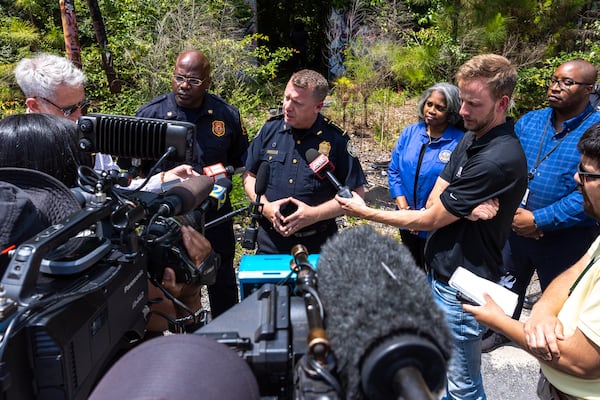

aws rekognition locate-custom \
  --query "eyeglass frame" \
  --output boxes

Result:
[36,96,89,117]
[547,77,594,91]
[172,74,204,87]
[577,162,600,182]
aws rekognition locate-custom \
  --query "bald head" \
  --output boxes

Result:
[548,59,598,118]
[560,59,597,84]
[172,50,211,109]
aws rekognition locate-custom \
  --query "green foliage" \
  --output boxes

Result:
[0,0,292,121]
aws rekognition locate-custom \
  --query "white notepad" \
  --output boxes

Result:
[449,266,519,316]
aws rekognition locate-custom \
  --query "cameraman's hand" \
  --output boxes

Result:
[146,226,211,332]
[181,225,212,266]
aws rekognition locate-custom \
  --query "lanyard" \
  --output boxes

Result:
[528,111,593,181]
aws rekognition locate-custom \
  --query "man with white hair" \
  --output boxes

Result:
[14,53,115,171]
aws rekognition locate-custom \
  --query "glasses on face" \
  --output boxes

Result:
[547,77,593,91]
[577,162,600,182]
[173,74,204,87]
[37,97,89,117]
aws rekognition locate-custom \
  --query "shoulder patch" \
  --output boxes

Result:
[347,140,358,158]
[323,116,347,136]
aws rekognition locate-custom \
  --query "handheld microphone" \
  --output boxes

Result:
[305,149,352,198]
[317,225,452,399]
[203,163,235,182]
[242,162,270,250]
[199,178,232,213]
[154,175,214,217]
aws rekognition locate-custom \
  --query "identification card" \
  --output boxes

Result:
[521,188,530,207]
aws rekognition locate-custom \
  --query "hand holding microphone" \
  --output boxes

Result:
[305,149,352,198]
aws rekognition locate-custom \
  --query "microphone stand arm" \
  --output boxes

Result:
[204,205,249,230]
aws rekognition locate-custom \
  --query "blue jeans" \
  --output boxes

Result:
[428,272,487,400]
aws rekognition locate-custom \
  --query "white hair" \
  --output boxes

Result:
[14,53,86,99]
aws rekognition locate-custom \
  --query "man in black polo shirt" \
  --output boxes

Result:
[336,54,528,399]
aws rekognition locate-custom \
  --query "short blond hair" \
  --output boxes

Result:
[455,54,517,100]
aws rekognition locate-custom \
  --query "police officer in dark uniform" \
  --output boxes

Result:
[134,49,248,318]
[243,69,366,254]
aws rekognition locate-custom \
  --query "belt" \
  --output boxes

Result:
[425,265,450,285]
[293,221,335,238]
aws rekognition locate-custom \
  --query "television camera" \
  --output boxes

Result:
[0,114,222,399]
[197,244,343,399]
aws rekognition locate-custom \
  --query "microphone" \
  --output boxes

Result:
[305,149,352,198]
[242,161,270,250]
[199,178,233,213]
[203,163,235,182]
[154,175,214,217]
[317,225,452,399]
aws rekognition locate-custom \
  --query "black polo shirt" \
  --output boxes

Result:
[424,119,528,282]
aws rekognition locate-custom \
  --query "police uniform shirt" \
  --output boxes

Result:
[135,92,248,171]
[424,119,528,282]
[245,113,366,208]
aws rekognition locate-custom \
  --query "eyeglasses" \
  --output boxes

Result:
[173,74,204,87]
[577,162,600,182]
[37,97,89,117]
[547,77,593,91]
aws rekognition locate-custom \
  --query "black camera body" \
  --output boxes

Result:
[0,201,149,400]
[144,214,219,286]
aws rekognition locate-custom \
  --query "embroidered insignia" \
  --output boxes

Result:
[318,141,332,157]
[212,120,225,137]
[438,150,452,163]
[346,141,358,158]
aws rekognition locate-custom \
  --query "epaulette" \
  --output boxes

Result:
[136,93,169,111]
[267,113,284,122]
[324,116,347,136]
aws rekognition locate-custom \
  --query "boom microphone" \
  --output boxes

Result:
[154,175,214,217]
[317,225,452,399]
[305,149,352,198]
[242,162,270,250]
